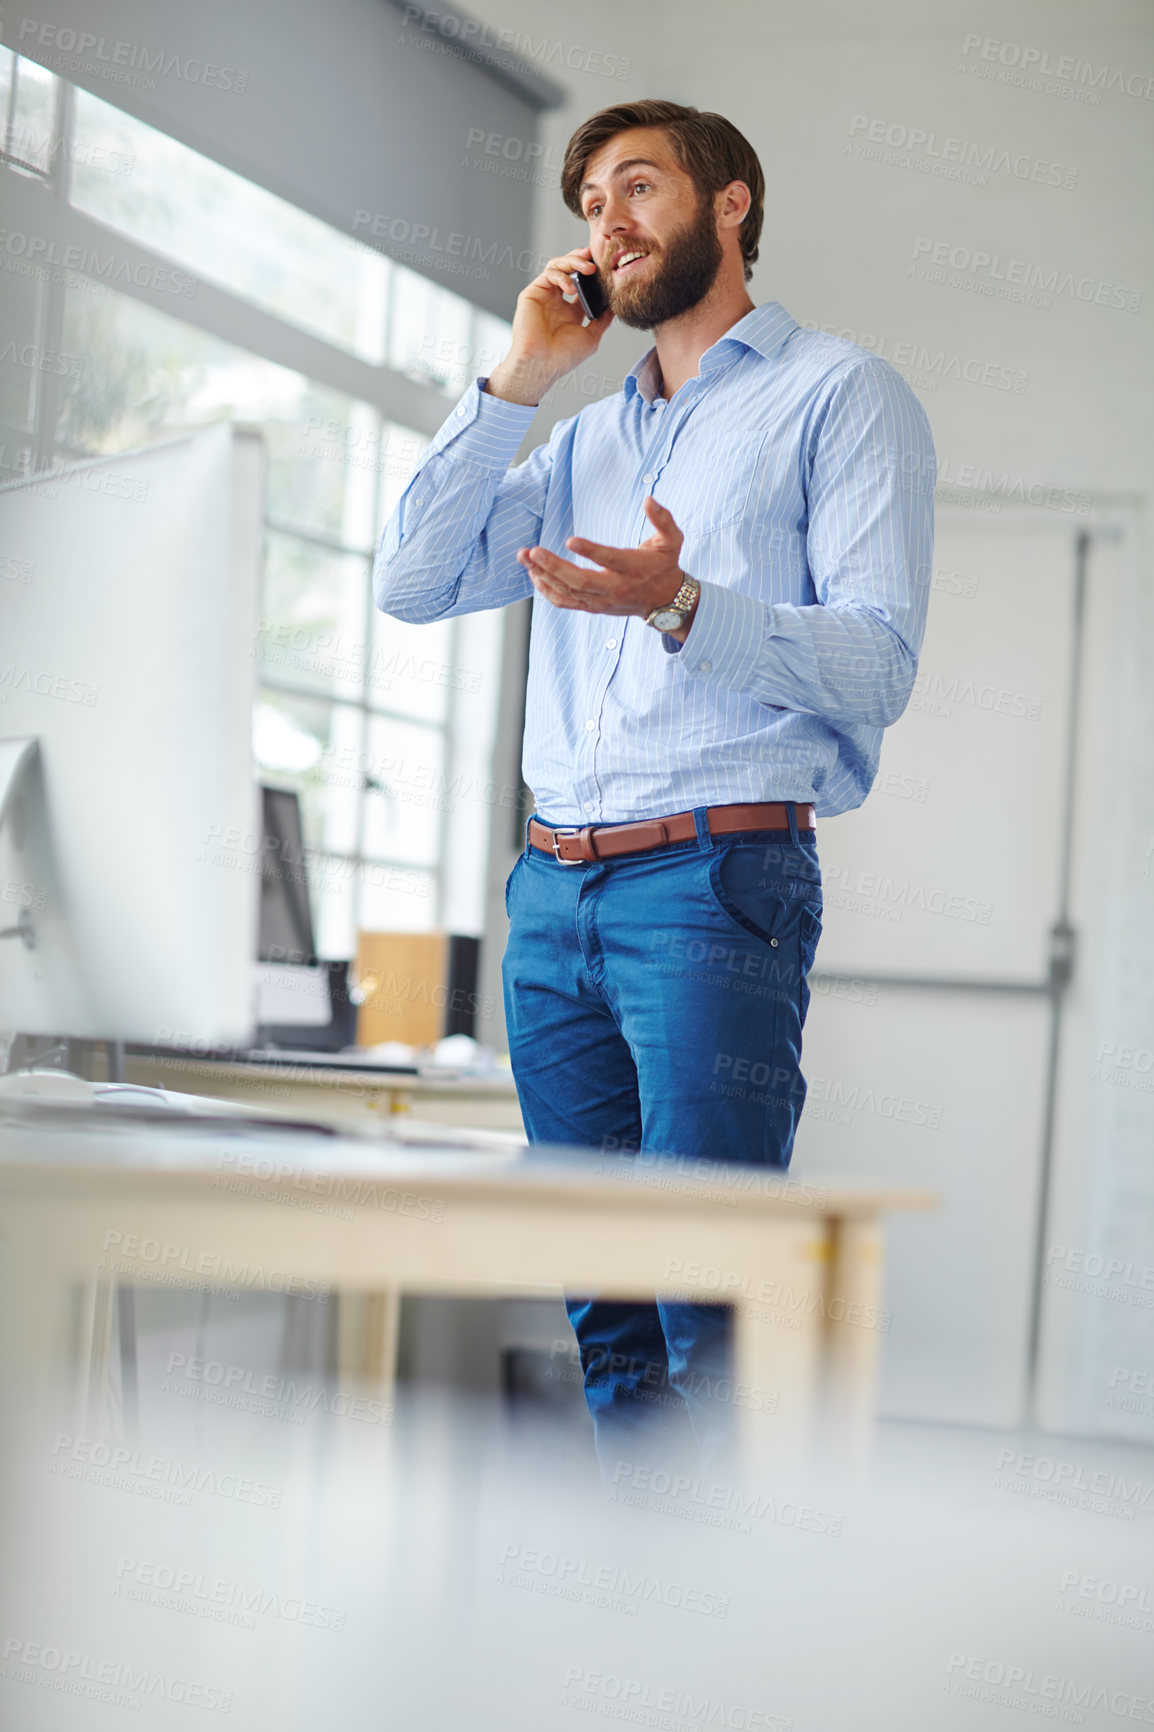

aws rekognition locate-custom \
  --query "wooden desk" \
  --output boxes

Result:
[123,1051,525,1135]
[0,1106,933,1467]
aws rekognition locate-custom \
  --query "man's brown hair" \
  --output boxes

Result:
[560,100,765,284]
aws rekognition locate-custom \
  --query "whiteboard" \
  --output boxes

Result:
[814,509,1077,983]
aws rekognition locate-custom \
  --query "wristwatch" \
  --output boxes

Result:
[645,573,700,633]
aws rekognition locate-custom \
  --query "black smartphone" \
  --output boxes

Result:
[571,265,608,321]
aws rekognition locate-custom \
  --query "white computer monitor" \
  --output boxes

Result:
[0,425,264,1045]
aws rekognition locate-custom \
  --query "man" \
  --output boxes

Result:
[374,99,935,1478]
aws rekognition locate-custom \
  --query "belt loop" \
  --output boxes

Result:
[692,806,715,852]
[523,812,533,860]
[786,801,800,846]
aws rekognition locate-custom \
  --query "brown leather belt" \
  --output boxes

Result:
[528,802,816,865]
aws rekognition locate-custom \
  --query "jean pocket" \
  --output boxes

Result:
[504,852,525,915]
[798,903,822,1025]
[704,843,822,951]
[800,901,822,970]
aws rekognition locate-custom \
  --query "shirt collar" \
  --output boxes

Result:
[623,301,798,405]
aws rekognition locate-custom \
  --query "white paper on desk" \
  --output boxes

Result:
[362,1041,419,1065]
[425,1034,499,1074]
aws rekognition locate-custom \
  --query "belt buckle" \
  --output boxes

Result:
[551,827,587,865]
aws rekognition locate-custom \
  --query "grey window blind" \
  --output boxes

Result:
[11,0,564,320]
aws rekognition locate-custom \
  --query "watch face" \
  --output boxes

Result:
[651,608,683,630]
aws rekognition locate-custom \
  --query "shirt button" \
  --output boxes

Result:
[414,496,425,506]
[642,472,654,485]
[585,719,595,731]
[698,660,712,673]
[653,399,666,411]
[457,405,467,416]
[606,637,618,649]
[583,801,595,815]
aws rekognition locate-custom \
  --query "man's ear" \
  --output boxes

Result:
[720,180,751,228]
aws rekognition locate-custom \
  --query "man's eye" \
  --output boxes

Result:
[586,182,650,219]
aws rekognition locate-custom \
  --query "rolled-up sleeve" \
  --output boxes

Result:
[373,377,564,623]
[671,358,936,729]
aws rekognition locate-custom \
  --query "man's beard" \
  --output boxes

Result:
[603,190,725,330]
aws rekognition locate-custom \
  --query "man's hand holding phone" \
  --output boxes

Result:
[484,246,613,407]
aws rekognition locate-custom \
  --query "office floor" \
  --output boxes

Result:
[4,1336,1152,1730]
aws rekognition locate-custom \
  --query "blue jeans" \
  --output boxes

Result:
[501,806,822,1479]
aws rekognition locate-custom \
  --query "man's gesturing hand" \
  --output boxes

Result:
[516,496,699,640]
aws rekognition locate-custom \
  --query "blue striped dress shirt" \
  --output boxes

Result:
[374,300,936,822]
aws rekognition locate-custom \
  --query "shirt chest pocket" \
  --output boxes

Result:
[664,429,768,539]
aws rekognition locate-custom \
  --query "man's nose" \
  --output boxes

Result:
[595,191,634,240]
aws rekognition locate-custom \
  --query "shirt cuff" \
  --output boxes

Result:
[661,580,767,692]
[429,377,539,468]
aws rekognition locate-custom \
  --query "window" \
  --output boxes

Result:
[69,90,392,363]
[4,54,513,958]
[0,47,60,181]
